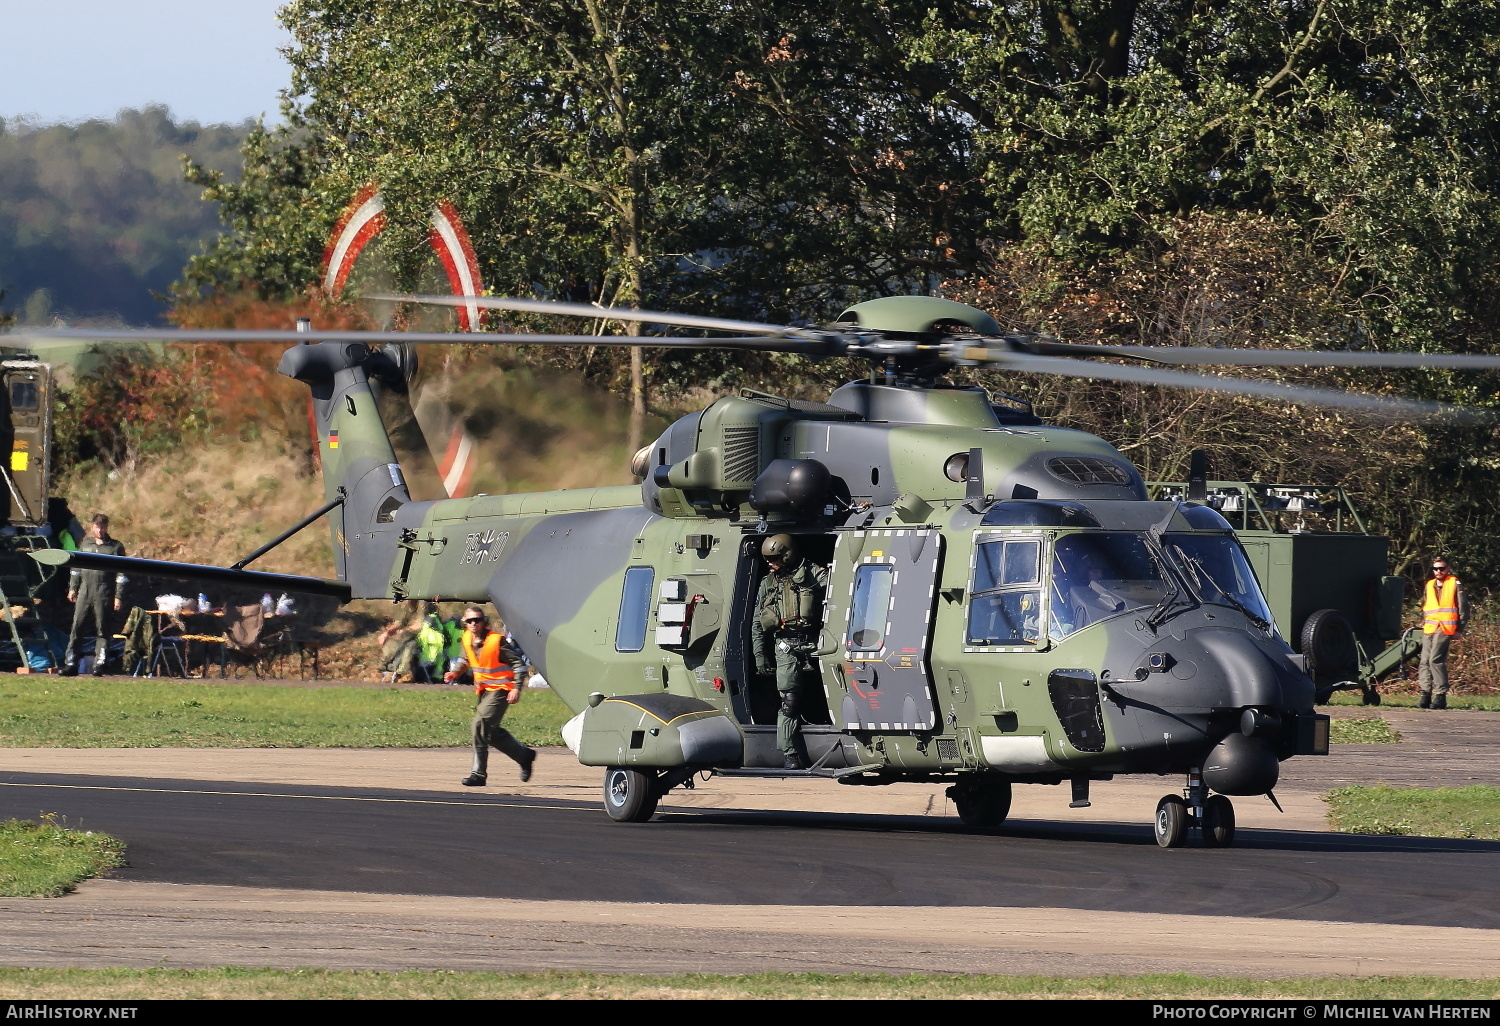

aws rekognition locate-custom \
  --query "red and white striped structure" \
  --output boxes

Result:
[321,185,483,498]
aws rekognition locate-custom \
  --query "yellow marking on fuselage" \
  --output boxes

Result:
[604,698,708,727]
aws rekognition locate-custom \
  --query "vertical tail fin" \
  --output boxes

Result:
[278,341,411,597]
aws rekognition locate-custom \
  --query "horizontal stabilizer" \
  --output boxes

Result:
[32,550,352,602]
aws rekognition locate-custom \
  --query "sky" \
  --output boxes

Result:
[0,0,292,126]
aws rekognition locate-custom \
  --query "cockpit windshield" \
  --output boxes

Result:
[1163,533,1274,626]
[1049,532,1171,639]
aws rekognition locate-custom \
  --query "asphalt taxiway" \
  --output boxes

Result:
[1,706,1497,976]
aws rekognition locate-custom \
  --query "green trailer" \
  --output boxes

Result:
[1150,478,1419,705]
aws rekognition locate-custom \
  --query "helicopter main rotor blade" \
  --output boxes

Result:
[978,349,1484,421]
[1025,339,1500,371]
[0,326,812,351]
[372,293,798,338]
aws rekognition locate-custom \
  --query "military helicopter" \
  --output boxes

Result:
[11,293,1500,848]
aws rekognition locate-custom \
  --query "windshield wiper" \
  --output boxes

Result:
[1143,548,1191,630]
[1171,544,1271,631]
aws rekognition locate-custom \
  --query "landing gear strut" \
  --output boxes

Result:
[1154,768,1236,848]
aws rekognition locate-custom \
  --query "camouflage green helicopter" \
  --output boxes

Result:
[14,294,1500,848]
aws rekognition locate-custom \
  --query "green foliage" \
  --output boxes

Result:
[1327,784,1500,838]
[945,213,1500,585]
[52,347,215,472]
[1329,718,1401,744]
[0,676,570,748]
[165,4,1500,581]
[178,2,987,321]
[0,815,125,897]
[0,108,247,324]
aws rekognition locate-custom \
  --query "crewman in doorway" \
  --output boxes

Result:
[750,534,828,770]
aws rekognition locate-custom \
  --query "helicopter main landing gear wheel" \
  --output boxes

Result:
[603,767,660,823]
[1154,794,1189,848]
[947,777,1013,829]
[1200,794,1236,847]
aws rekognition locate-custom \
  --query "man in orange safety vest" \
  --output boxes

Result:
[1419,558,1469,710]
[446,605,537,784]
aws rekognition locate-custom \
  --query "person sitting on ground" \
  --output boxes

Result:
[414,602,447,683]
[376,599,423,682]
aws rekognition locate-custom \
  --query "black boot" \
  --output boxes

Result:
[1418,692,1431,709]
[1433,694,1447,710]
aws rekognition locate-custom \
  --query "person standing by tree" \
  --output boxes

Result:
[446,606,536,785]
[1419,558,1469,710]
[63,514,126,676]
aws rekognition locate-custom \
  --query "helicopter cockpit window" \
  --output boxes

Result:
[1179,504,1233,531]
[9,380,38,410]
[967,537,1042,646]
[615,566,655,653]
[1048,533,1169,639]
[1164,534,1274,625]
[846,565,895,651]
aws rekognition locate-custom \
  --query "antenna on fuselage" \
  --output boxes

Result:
[1188,450,1209,502]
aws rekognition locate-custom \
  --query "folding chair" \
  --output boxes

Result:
[223,603,268,678]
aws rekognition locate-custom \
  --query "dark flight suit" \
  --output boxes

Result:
[750,557,828,758]
[66,535,127,671]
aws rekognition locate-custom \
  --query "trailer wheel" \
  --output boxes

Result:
[1301,608,1359,679]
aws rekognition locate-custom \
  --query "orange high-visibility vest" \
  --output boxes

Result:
[1423,577,1461,636]
[462,632,517,693]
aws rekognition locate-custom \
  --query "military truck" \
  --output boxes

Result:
[1152,474,1418,704]
[0,355,70,671]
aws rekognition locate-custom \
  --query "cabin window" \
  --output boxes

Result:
[615,566,654,652]
[1048,532,1170,639]
[967,537,1042,645]
[1164,533,1273,624]
[846,564,894,651]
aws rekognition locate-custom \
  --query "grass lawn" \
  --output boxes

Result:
[0,968,1495,1000]
[1326,692,1500,710]
[1326,785,1500,839]
[0,675,573,748]
[0,816,125,896]
[1328,718,1401,744]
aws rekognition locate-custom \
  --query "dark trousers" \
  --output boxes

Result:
[65,594,110,668]
[471,688,531,778]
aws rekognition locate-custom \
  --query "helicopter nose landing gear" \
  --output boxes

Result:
[603,767,661,822]
[1154,768,1237,848]
[1154,795,1189,847]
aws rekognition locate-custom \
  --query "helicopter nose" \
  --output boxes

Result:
[1192,627,1314,711]
[1187,628,1313,795]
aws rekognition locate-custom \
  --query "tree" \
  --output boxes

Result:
[0,107,247,324]
[177,2,988,352]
